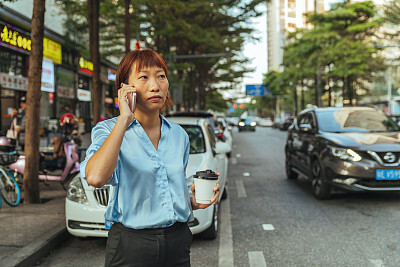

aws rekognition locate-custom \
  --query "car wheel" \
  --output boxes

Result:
[200,205,218,240]
[221,186,228,199]
[311,160,331,199]
[227,152,231,158]
[285,157,298,180]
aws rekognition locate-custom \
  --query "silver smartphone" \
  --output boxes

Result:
[122,83,136,113]
[129,92,136,113]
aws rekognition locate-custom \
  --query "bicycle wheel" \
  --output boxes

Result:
[0,168,21,206]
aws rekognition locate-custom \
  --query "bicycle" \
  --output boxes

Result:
[0,150,21,208]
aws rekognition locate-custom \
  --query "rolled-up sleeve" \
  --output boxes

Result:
[80,121,120,186]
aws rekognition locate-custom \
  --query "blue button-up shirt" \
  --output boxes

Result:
[80,115,193,229]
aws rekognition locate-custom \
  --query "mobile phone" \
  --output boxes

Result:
[128,92,136,113]
[122,83,136,113]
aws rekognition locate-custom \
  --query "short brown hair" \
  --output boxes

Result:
[115,49,173,111]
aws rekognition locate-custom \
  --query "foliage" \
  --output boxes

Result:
[56,0,264,111]
[205,89,228,112]
[276,0,385,110]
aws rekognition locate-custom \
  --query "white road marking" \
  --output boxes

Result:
[369,259,384,267]
[248,251,267,267]
[236,154,241,157]
[218,198,234,267]
[243,172,250,177]
[262,224,275,231]
[236,180,247,198]
[231,157,237,165]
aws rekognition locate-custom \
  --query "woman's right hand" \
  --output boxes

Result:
[118,83,136,124]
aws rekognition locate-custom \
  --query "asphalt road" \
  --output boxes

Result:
[36,127,400,267]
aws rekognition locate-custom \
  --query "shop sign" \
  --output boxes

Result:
[41,59,55,92]
[0,72,28,91]
[115,97,119,108]
[108,68,116,81]
[0,20,31,55]
[79,57,93,75]
[43,38,62,64]
[77,89,91,101]
[57,86,75,99]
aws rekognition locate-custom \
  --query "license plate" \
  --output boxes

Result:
[105,220,113,230]
[376,169,400,180]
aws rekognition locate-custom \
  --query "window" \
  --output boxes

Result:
[0,49,25,76]
[181,125,206,154]
[206,124,217,150]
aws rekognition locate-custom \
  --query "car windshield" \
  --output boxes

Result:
[241,118,253,123]
[316,109,400,133]
[180,125,206,154]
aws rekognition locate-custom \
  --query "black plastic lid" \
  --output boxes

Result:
[193,169,218,180]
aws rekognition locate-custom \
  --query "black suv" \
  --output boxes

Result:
[285,106,400,199]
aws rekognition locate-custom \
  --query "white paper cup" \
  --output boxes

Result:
[193,177,218,204]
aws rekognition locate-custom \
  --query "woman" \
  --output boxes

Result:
[81,50,220,267]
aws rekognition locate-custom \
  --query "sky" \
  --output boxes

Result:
[231,0,341,103]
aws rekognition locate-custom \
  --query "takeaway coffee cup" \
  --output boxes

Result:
[193,169,218,204]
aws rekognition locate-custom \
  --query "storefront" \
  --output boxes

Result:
[105,67,117,118]
[0,19,62,132]
[77,57,93,132]
[0,20,30,131]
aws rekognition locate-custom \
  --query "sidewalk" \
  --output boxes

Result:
[0,133,92,267]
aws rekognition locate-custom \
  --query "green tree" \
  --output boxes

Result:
[281,1,384,109]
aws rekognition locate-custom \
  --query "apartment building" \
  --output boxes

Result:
[266,0,325,72]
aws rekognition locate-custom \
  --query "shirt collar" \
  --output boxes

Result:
[127,114,171,128]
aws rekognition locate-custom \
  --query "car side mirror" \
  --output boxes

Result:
[215,141,230,155]
[299,123,313,133]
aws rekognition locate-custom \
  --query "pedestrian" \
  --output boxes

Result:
[6,108,19,145]
[16,96,26,151]
[80,49,220,267]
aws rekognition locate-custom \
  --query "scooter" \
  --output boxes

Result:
[9,133,81,190]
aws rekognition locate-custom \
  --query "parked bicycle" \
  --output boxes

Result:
[0,149,21,208]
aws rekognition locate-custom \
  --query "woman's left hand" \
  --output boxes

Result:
[190,183,220,210]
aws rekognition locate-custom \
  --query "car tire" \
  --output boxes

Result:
[221,186,228,199]
[285,157,298,180]
[311,160,331,199]
[200,205,218,240]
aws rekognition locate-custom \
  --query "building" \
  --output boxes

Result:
[0,1,119,133]
[266,0,325,72]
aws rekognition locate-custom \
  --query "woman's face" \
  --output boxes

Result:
[127,64,169,112]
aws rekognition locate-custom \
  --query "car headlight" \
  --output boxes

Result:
[67,176,89,204]
[238,122,245,126]
[250,122,256,126]
[328,146,362,162]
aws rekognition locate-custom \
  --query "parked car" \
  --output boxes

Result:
[217,117,233,158]
[285,106,400,199]
[388,115,400,127]
[258,118,273,127]
[272,118,281,129]
[238,117,256,132]
[66,116,229,239]
[166,111,232,157]
[279,117,294,131]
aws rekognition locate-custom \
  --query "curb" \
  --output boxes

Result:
[0,223,70,267]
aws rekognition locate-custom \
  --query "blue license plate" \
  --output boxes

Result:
[105,220,113,230]
[376,169,400,180]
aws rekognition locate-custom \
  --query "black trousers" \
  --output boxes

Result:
[105,222,192,267]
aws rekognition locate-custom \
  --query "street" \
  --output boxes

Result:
[36,127,400,267]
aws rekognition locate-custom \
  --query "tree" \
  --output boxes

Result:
[124,0,131,53]
[24,0,46,203]
[88,0,101,125]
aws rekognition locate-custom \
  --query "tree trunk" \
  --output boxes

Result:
[124,0,131,53]
[88,0,101,125]
[24,0,46,204]
[347,76,353,106]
